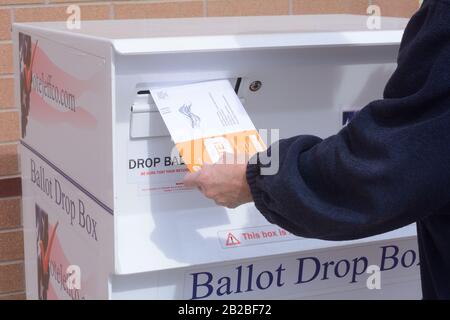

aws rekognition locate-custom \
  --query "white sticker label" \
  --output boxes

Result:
[127,138,190,194]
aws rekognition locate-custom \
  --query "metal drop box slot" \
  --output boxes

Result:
[14,15,421,300]
[130,78,246,139]
[130,91,169,138]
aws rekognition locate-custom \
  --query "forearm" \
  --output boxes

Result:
[246,106,450,241]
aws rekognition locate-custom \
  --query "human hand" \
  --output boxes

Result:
[183,154,253,208]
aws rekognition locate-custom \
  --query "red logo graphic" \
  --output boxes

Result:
[25,40,38,93]
[39,221,59,275]
[225,233,241,247]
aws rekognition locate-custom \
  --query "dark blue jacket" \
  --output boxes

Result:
[246,0,450,299]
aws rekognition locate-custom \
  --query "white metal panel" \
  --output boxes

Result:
[14,15,408,55]
[112,44,411,275]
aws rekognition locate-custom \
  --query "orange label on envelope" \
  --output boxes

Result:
[176,130,266,172]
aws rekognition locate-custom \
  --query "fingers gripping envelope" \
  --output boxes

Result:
[150,80,266,172]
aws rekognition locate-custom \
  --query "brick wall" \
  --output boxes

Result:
[0,0,421,300]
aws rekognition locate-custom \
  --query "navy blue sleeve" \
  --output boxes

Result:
[246,0,450,241]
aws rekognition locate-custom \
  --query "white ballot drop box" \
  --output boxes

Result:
[13,15,422,300]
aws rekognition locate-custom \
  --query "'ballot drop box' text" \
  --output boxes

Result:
[13,15,421,299]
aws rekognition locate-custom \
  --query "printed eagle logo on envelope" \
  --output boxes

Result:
[178,103,201,129]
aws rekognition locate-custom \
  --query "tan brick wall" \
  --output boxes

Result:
[0,0,421,300]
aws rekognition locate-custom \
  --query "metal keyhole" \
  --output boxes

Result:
[249,80,262,92]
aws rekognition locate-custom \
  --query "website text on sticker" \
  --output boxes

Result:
[151,80,266,172]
